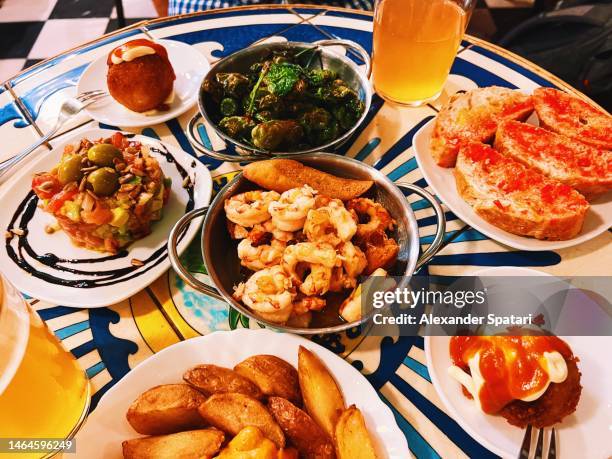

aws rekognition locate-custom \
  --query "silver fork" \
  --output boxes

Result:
[519,425,557,459]
[0,90,108,181]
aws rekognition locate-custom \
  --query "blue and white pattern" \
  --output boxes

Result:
[2,6,609,459]
[169,0,373,15]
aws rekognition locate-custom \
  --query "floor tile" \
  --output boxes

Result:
[0,58,26,83]
[105,17,148,34]
[49,0,114,19]
[111,0,157,19]
[0,0,57,22]
[0,22,45,59]
[28,18,110,59]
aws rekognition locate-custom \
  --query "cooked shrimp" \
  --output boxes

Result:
[233,266,296,324]
[363,230,399,274]
[329,242,367,292]
[249,219,295,243]
[268,185,317,232]
[292,295,326,315]
[282,242,338,296]
[227,220,250,239]
[237,238,286,271]
[347,197,395,240]
[303,199,357,246]
[225,190,280,227]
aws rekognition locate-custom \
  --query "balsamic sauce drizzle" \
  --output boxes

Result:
[5,142,196,288]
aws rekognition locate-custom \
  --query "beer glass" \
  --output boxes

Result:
[0,273,90,458]
[372,0,474,106]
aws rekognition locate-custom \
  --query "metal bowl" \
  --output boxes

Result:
[167,153,446,335]
[186,39,373,162]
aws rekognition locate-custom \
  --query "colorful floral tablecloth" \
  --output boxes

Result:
[1,6,610,458]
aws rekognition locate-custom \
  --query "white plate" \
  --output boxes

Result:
[412,117,612,251]
[0,128,212,307]
[74,329,410,459]
[77,39,209,128]
[425,265,611,459]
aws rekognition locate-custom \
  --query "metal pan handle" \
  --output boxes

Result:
[313,39,372,78]
[186,112,266,162]
[167,206,225,301]
[396,183,446,270]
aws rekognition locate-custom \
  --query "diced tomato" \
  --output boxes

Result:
[111,132,127,149]
[81,204,113,225]
[32,174,61,199]
[46,189,78,213]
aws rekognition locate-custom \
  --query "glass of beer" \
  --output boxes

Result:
[0,273,90,458]
[372,0,474,106]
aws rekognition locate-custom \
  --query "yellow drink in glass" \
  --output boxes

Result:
[0,275,90,458]
[372,0,471,106]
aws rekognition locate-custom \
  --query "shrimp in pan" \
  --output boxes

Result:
[225,190,280,227]
[347,197,395,241]
[237,238,286,271]
[282,242,338,296]
[233,266,296,324]
[268,185,317,231]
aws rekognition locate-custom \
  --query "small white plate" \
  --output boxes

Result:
[74,329,410,459]
[0,128,212,308]
[412,117,612,251]
[77,39,209,128]
[425,268,611,459]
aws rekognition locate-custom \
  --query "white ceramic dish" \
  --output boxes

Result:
[74,329,410,459]
[0,128,212,307]
[412,115,612,251]
[424,268,611,459]
[77,39,210,128]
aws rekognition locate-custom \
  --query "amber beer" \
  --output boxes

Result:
[0,274,90,458]
[372,0,471,106]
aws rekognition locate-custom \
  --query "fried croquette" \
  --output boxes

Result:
[107,54,175,113]
[499,355,582,428]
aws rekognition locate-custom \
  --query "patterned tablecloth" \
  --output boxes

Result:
[1,6,610,459]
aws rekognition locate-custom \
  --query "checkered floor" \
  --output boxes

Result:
[0,0,156,83]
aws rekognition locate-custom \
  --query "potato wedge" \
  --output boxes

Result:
[268,396,336,459]
[334,406,378,459]
[183,364,262,399]
[198,392,285,448]
[298,346,345,438]
[126,384,206,435]
[121,429,224,459]
[234,355,301,405]
[243,159,373,201]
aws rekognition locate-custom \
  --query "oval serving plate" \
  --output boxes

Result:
[74,329,410,459]
[0,128,212,307]
[78,39,210,128]
[412,109,612,251]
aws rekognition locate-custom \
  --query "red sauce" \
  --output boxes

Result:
[463,143,501,164]
[449,336,572,414]
[107,39,173,73]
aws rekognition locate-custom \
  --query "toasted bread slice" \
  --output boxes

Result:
[495,120,612,198]
[430,86,534,167]
[455,143,589,240]
[533,88,612,150]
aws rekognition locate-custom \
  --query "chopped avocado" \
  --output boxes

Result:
[61,200,81,222]
[110,207,129,227]
[127,176,142,185]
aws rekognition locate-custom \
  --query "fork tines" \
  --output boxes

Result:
[519,425,556,459]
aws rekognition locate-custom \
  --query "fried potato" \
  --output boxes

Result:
[243,159,373,201]
[334,406,378,459]
[198,392,285,448]
[298,346,345,438]
[234,355,301,405]
[268,396,336,459]
[183,364,263,399]
[121,429,224,459]
[126,384,206,435]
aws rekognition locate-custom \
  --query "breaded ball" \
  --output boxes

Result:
[107,54,175,113]
[499,356,582,428]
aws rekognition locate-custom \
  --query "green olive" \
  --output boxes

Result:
[87,167,119,196]
[87,144,121,167]
[57,155,83,185]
